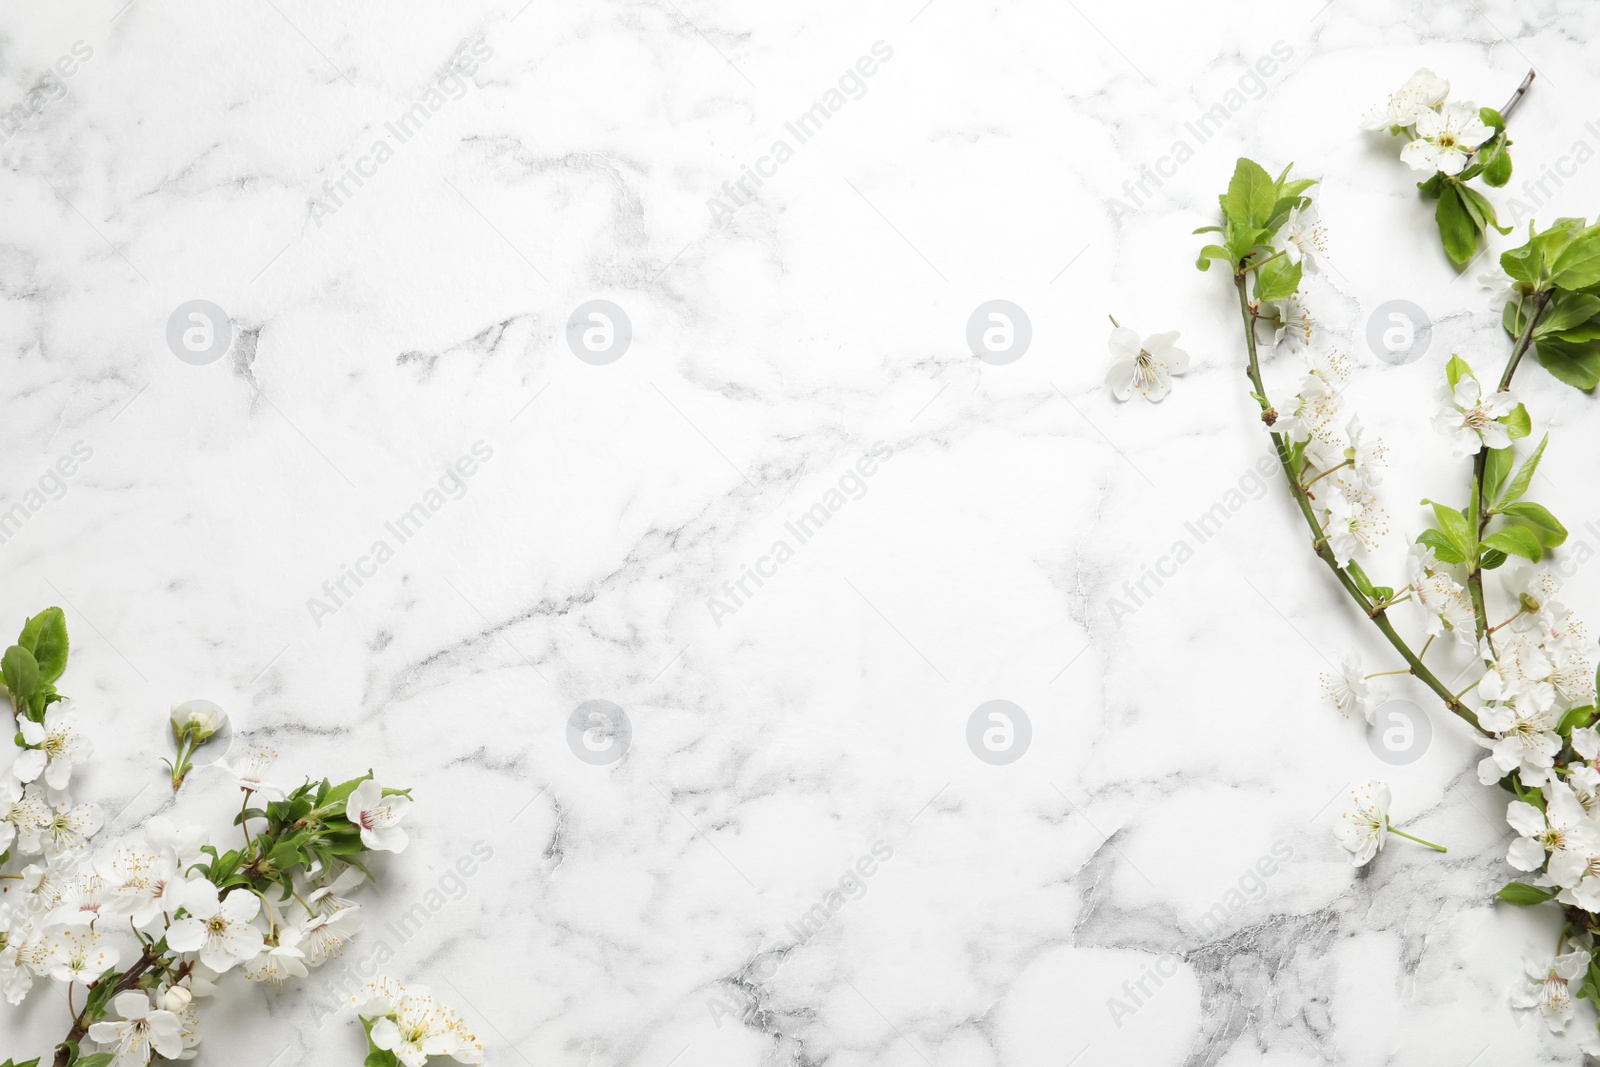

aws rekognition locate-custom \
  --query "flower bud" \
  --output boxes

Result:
[158,984,192,1012]
[170,700,226,743]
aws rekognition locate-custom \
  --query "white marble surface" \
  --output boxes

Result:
[6,0,1600,1063]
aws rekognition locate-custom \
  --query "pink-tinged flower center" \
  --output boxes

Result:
[359,808,375,830]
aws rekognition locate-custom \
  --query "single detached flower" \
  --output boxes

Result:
[346,779,413,854]
[1334,780,1391,866]
[1401,101,1494,175]
[1321,651,1379,723]
[1106,325,1189,402]
[1434,375,1516,457]
[165,883,264,972]
[1360,68,1449,130]
[12,703,94,791]
[1512,946,1591,1033]
[87,990,184,1065]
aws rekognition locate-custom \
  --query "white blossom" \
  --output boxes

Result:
[1512,947,1591,1033]
[165,884,264,973]
[12,703,93,791]
[1506,782,1599,877]
[1477,694,1563,787]
[1434,376,1516,457]
[45,927,119,985]
[241,925,308,986]
[1278,207,1326,273]
[1401,101,1494,176]
[346,780,413,854]
[1322,650,1380,723]
[87,990,183,1067]
[0,778,50,856]
[1360,68,1449,130]
[1106,327,1189,403]
[1333,780,1390,867]
[217,747,285,801]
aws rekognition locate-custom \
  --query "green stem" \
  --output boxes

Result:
[1303,458,1352,489]
[1231,274,1483,733]
[1467,291,1549,653]
[1387,822,1448,852]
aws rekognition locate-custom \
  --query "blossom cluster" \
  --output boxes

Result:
[1360,68,1493,177]
[1,607,419,1067]
[1200,141,1600,1051]
[1362,67,1516,265]
[354,976,483,1067]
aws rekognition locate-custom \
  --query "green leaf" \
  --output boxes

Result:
[1482,525,1543,561]
[1480,547,1509,570]
[1254,256,1303,302]
[1482,141,1513,187]
[1495,881,1557,906]
[1416,528,1465,565]
[17,607,68,685]
[1495,434,1546,505]
[1551,224,1600,290]
[1501,501,1568,547]
[1226,158,1277,230]
[1195,243,1230,271]
[1536,335,1600,390]
[2,645,39,704]
[1435,183,1481,265]
[1536,293,1600,336]
[1501,402,1531,440]
[1428,500,1476,560]
[1225,225,1264,262]
[1458,184,1511,236]
[1193,225,1223,234]
[1445,354,1475,389]
[1560,705,1597,735]
[1482,446,1514,505]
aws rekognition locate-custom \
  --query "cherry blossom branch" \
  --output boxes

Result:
[1232,274,1484,733]
[1466,292,1551,647]
[1499,69,1536,122]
